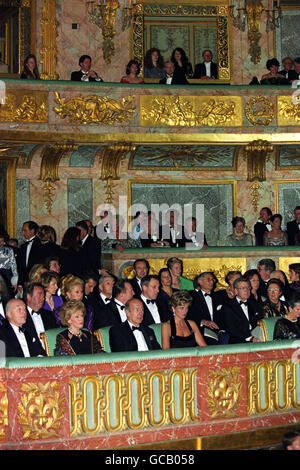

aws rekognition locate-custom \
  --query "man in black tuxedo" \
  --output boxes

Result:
[17,220,41,286]
[159,61,189,85]
[24,283,57,340]
[183,216,208,250]
[130,258,150,297]
[220,277,263,344]
[139,275,169,326]
[102,279,134,327]
[291,57,300,82]
[76,220,102,274]
[161,209,185,248]
[257,258,276,298]
[187,272,228,345]
[286,206,300,245]
[193,50,218,79]
[254,207,272,246]
[109,298,161,352]
[278,57,297,82]
[71,55,103,82]
[0,299,46,357]
[90,274,115,329]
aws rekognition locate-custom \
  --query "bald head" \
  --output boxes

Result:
[125,298,144,327]
[5,299,27,327]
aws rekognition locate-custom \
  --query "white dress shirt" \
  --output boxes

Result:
[128,321,149,351]
[236,297,252,341]
[100,292,112,304]
[202,290,213,320]
[205,62,211,77]
[0,300,5,319]
[10,323,30,357]
[114,300,127,323]
[141,294,160,324]
[27,307,45,342]
[25,236,36,266]
[166,75,173,84]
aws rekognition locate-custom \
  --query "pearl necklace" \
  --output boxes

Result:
[68,328,83,342]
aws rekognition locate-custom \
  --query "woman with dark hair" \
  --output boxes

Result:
[35,225,61,265]
[144,48,165,79]
[262,278,289,318]
[217,270,242,303]
[263,214,288,246]
[273,293,300,340]
[20,54,40,80]
[170,47,193,79]
[289,263,300,293]
[244,269,263,303]
[120,60,144,84]
[261,58,289,84]
[225,216,253,246]
[59,227,84,277]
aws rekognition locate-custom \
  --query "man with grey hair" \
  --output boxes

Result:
[220,277,263,344]
[0,299,46,357]
[257,258,276,297]
[89,274,115,329]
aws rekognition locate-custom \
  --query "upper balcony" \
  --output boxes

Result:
[1,78,299,146]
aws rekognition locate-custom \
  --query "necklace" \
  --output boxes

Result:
[68,328,82,342]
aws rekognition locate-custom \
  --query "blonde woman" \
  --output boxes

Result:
[61,274,94,330]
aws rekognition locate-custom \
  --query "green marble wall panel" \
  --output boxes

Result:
[67,178,93,227]
[16,179,30,242]
[277,145,300,167]
[277,181,300,227]
[275,8,300,64]
[69,145,102,167]
[130,182,234,246]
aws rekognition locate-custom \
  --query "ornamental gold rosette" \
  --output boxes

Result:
[18,381,65,440]
[53,92,136,125]
[245,96,274,126]
[140,96,242,127]
[206,367,242,418]
[277,96,300,126]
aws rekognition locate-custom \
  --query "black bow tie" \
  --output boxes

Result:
[239,301,248,306]
[19,325,26,333]
[132,326,141,331]
[31,310,40,315]
[116,304,125,310]
[204,293,211,297]
[146,299,155,304]
[104,297,111,302]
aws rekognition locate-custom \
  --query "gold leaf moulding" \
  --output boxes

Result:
[0,91,48,123]
[277,96,300,126]
[140,96,243,127]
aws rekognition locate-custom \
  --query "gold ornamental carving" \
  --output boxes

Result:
[250,180,260,212]
[206,367,242,418]
[245,0,264,64]
[0,91,48,122]
[247,360,300,415]
[54,92,136,125]
[245,139,273,182]
[69,369,198,436]
[245,96,274,126]
[277,96,300,126]
[140,96,242,127]
[18,381,65,440]
[0,382,8,439]
[40,141,77,213]
[100,143,135,203]
[40,0,58,80]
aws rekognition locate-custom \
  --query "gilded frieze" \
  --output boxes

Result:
[140,96,242,127]
[206,367,242,418]
[18,381,65,440]
[0,91,48,122]
[53,92,136,125]
[245,96,274,126]
[277,96,300,126]
[0,382,8,439]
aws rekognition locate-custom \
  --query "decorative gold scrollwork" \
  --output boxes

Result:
[0,92,48,122]
[277,97,300,126]
[206,367,242,418]
[245,0,264,64]
[0,382,8,439]
[245,96,274,126]
[245,139,273,182]
[53,92,136,125]
[17,382,65,440]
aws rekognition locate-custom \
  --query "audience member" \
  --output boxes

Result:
[157,267,179,303]
[291,57,300,82]
[161,210,185,248]
[286,206,300,245]
[288,263,300,293]
[75,220,102,274]
[183,217,208,249]
[220,277,263,344]
[170,47,193,80]
[101,216,140,252]
[139,275,168,325]
[257,258,276,297]
[130,258,150,297]
[278,57,295,82]
[59,227,84,277]
[260,58,289,84]
[144,48,165,79]
[273,293,300,340]
[24,282,57,339]
[162,290,206,349]
[121,60,144,84]
[217,270,242,303]
[17,221,41,286]
[0,273,11,324]
[159,61,188,85]
[35,225,61,265]
[60,273,94,330]
[193,50,218,79]
[140,211,166,247]
[282,430,300,450]
[270,270,293,301]
[130,211,147,247]
[71,55,103,82]
[54,300,104,355]
[225,216,253,246]
[0,232,18,291]
[263,214,288,246]
[20,54,40,80]
[244,269,264,305]
[84,219,95,237]
[0,299,46,357]
[45,256,61,275]
[254,207,272,246]
[102,279,134,327]
[109,298,161,352]
[27,264,48,285]
[166,257,193,290]
[40,271,63,325]
[262,278,289,318]
[89,274,115,329]
[188,272,227,345]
